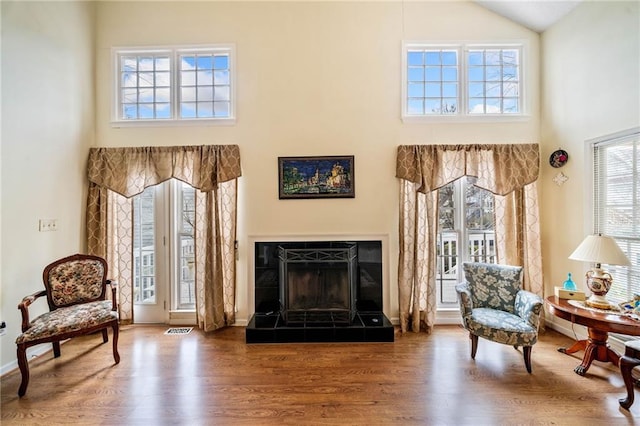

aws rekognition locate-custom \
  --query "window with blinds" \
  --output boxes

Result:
[593,128,640,303]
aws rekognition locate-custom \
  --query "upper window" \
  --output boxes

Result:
[114,45,235,126]
[403,43,523,120]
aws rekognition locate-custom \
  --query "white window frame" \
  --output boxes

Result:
[402,41,528,122]
[588,127,640,305]
[436,177,496,310]
[112,44,236,127]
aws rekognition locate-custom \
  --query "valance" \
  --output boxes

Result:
[87,145,241,198]
[396,143,539,195]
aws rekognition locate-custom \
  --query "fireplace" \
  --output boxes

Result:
[246,240,394,343]
[279,243,357,326]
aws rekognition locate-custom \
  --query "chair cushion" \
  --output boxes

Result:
[465,307,538,347]
[463,262,523,314]
[48,259,105,306]
[16,301,117,344]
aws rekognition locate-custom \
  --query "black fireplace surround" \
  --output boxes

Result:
[246,240,394,343]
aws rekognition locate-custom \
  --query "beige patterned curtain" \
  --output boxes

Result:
[86,145,241,331]
[396,144,542,333]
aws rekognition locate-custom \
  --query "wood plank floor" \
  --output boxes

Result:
[1,324,638,425]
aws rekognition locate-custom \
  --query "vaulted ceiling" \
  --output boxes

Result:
[474,0,583,33]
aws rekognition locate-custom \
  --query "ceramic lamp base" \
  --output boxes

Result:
[585,294,614,310]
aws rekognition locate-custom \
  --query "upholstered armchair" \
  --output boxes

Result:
[455,262,543,373]
[15,254,120,397]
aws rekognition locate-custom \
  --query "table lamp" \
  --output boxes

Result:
[569,234,630,309]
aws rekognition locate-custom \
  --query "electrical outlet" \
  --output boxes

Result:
[38,219,58,232]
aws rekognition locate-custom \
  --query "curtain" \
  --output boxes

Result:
[396,144,542,333]
[86,145,241,331]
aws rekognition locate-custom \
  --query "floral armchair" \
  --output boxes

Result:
[455,262,543,373]
[15,254,120,397]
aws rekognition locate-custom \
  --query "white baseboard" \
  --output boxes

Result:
[1,342,60,377]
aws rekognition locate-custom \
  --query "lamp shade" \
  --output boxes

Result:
[568,234,631,266]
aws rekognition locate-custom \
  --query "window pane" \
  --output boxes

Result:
[139,104,154,118]
[138,72,154,87]
[197,86,214,101]
[486,83,501,97]
[425,67,440,82]
[155,88,170,103]
[122,56,137,71]
[408,83,424,97]
[442,51,456,66]
[139,57,154,71]
[425,51,441,65]
[469,98,484,114]
[181,103,196,118]
[469,82,484,98]
[197,55,213,69]
[156,57,170,71]
[181,87,196,102]
[198,102,214,118]
[407,99,423,114]
[213,101,230,117]
[503,98,519,113]
[468,51,483,66]
[155,103,171,118]
[214,70,230,85]
[408,67,424,82]
[442,67,457,82]
[181,71,196,86]
[442,98,457,113]
[425,98,441,113]
[468,67,484,81]
[407,51,424,66]
[466,48,521,115]
[133,187,156,304]
[426,83,441,97]
[197,70,213,85]
[214,86,230,101]
[122,72,137,87]
[122,88,137,103]
[214,55,229,69]
[442,83,457,98]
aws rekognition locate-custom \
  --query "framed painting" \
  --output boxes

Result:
[278,155,355,199]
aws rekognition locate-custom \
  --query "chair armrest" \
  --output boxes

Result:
[17,290,47,332]
[455,281,473,318]
[515,290,544,329]
[107,280,118,311]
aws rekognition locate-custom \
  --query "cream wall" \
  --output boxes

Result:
[94,1,540,326]
[540,1,640,331]
[0,1,96,372]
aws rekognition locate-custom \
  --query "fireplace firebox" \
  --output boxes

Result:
[279,243,357,326]
[246,240,394,343]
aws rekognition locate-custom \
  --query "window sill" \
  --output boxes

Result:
[111,117,236,128]
[401,114,531,124]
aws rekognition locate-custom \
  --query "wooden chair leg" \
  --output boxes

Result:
[101,328,109,343]
[112,323,120,364]
[52,341,61,358]
[619,355,640,409]
[523,346,532,373]
[17,344,29,397]
[470,333,479,359]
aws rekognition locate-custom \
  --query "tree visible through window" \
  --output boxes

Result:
[403,43,523,118]
[437,177,495,307]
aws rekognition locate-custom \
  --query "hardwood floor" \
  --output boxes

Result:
[1,324,638,425]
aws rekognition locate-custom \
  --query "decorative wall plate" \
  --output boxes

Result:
[549,149,569,168]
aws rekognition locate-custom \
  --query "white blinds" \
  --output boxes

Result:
[593,128,640,303]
